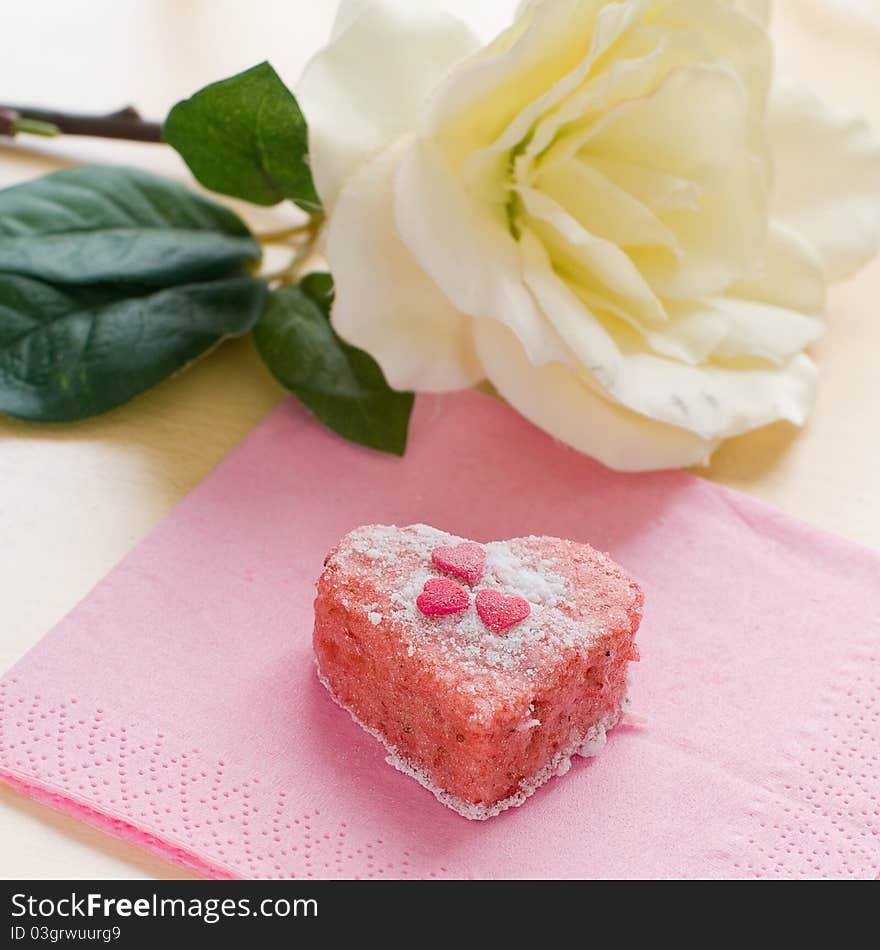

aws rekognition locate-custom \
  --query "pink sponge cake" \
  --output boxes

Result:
[313,524,643,820]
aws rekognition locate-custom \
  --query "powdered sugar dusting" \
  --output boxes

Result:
[350,524,593,675]
[337,523,610,676]
[334,524,621,686]
[483,542,565,606]
[350,524,405,560]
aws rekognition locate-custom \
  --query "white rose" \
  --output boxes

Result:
[299,0,880,470]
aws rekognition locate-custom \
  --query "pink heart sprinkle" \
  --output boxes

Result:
[431,542,486,585]
[475,589,531,633]
[416,578,470,618]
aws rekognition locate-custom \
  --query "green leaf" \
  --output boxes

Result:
[164,62,321,212]
[0,272,267,421]
[299,271,335,310]
[0,165,261,286]
[254,278,414,455]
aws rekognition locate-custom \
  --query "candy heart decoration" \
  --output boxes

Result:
[416,578,470,617]
[431,541,486,585]
[475,589,531,633]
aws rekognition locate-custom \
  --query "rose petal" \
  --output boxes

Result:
[394,139,569,366]
[423,0,644,157]
[334,1,519,43]
[519,231,820,440]
[564,280,823,368]
[297,0,479,210]
[330,0,371,39]
[549,64,750,188]
[657,296,825,366]
[527,0,771,174]
[652,0,772,113]
[523,30,678,168]
[729,0,770,26]
[727,220,827,315]
[534,157,681,254]
[517,184,669,325]
[767,81,880,281]
[481,1,644,158]
[637,152,769,299]
[462,0,643,195]
[474,319,720,472]
[327,141,483,391]
[587,157,702,214]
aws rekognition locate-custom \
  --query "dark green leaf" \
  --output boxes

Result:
[299,271,335,311]
[254,281,414,455]
[0,272,267,421]
[0,165,260,286]
[164,62,321,212]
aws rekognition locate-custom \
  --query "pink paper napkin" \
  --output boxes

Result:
[1,391,878,879]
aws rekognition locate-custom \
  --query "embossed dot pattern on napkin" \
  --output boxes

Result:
[0,391,878,879]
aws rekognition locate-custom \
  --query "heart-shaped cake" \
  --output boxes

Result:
[313,524,643,820]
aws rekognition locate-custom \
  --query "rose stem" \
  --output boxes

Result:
[0,105,162,143]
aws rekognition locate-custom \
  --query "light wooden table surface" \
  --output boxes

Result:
[2,1,878,880]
